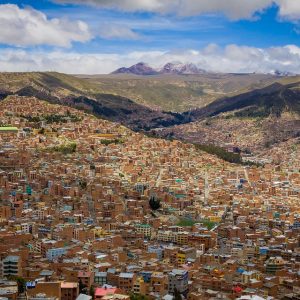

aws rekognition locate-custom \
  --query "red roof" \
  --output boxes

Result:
[95,288,117,297]
[233,286,243,293]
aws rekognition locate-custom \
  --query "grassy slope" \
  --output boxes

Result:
[76,73,278,112]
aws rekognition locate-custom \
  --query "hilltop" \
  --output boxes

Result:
[112,62,159,76]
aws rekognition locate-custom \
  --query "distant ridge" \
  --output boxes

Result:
[111,62,207,75]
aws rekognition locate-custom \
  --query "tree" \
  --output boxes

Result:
[149,195,161,210]
[8,276,26,293]
[79,180,87,190]
[130,293,148,300]
[174,288,182,300]
[79,279,87,294]
[89,285,95,300]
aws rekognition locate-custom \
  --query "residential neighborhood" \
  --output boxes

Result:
[0,96,299,300]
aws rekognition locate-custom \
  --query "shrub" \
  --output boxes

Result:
[195,144,242,164]
[149,195,161,210]
[51,142,77,154]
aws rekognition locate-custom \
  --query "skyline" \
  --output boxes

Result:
[0,0,300,74]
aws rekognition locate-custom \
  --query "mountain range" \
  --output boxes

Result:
[111,62,296,77]
[112,62,206,76]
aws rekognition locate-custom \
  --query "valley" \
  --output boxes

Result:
[0,71,299,164]
[77,66,278,112]
[0,72,300,300]
[2,1,300,299]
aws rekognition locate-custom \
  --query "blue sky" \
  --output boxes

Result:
[0,0,299,73]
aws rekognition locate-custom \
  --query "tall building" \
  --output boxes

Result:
[168,269,188,296]
[2,255,22,277]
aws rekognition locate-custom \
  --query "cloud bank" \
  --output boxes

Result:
[0,4,92,47]
[98,24,140,40]
[54,0,300,21]
[0,44,299,74]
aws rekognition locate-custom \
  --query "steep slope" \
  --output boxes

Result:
[0,72,188,131]
[0,72,299,140]
[186,81,300,120]
[157,79,300,157]
[62,94,187,130]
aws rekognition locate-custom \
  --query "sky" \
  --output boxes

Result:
[0,0,300,74]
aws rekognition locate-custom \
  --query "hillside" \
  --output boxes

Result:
[0,72,187,131]
[186,80,300,120]
[0,71,299,150]
[157,78,300,159]
[76,73,278,112]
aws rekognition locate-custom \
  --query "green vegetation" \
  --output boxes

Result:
[177,219,217,230]
[38,128,45,134]
[89,285,95,300]
[177,219,196,227]
[100,139,124,145]
[195,143,262,167]
[195,144,243,164]
[78,73,277,112]
[0,126,18,131]
[79,279,87,294]
[0,124,14,127]
[82,77,211,112]
[130,293,148,300]
[79,180,87,189]
[7,276,26,293]
[234,106,272,118]
[174,288,182,300]
[149,195,161,210]
[21,113,82,124]
[201,219,217,230]
[50,142,77,154]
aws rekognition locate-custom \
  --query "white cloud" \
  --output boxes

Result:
[276,0,300,21]
[174,0,273,20]
[53,0,271,19]
[54,0,172,13]
[98,24,140,40]
[0,44,300,74]
[54,0,300,21]
[0,4,92,47]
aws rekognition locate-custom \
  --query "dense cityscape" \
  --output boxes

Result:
[1,0,300,299]
[0,96,299,300]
